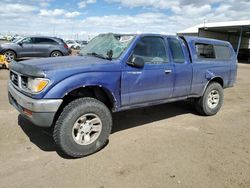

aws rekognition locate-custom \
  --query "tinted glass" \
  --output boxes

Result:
[195,43,215,59]
[33,38,57,44]
[168,38,185,63]
[133,36,168,64]
[214,45,232,60]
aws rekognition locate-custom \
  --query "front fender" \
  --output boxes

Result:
[43,72,121,107]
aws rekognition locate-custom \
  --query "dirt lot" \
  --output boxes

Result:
[0,63,250,188]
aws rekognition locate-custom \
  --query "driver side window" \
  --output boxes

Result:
[21,37,33,44]
[133,36,168,64]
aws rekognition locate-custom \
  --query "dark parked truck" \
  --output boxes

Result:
[8,33,237,158]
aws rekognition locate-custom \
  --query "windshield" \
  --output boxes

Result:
[12,37,24,43]
[66,40,74,44]
[79,33,135,59]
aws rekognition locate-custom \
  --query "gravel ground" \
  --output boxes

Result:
[0,63,250,188]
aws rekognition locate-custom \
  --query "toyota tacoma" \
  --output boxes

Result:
[8,33,237,157]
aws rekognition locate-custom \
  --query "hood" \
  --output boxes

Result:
[22,56,112,70]
[10,55,121,78]
[1,42,13,46]
[0,42,17,48]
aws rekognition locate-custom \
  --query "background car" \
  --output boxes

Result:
[10,35,23,42]
[0,35,5,40]
[76,40,88,49]
[0,36,70,62]
[66,40,81,50]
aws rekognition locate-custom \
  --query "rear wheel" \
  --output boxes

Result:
[3,50,16,62]
[50,51,62,57]
[195,82,224,116]
[53,98,112,158]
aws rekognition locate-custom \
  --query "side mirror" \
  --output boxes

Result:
[127,56,144,68]
[18,42,23,46]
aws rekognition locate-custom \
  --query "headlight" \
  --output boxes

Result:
[27,78,49,93]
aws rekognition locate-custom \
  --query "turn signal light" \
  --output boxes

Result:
[23,108,33,116]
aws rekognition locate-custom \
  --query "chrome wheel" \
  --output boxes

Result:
[51,51,62,57]
[4,51,15,62]
[72,113,102,145]
[207,90,220,109]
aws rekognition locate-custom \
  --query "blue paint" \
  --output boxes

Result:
[16,34,237,112]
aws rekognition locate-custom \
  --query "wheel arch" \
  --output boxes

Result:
[2,49,17,57]
[50,50,63,56]
[202,77,224,95]
[61,85,117,110]
[51,85,117,127]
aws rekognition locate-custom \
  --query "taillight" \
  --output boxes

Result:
[64,44,68,49]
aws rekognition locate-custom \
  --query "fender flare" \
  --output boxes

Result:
[202,76,224,96]
[43,72,121,109]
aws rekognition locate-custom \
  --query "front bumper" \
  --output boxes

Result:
[8,83,63,127]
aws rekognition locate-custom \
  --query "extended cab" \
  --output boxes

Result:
[8,33,237,157]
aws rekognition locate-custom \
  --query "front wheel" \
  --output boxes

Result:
[195,82,224,116]
[3,50,16,62]
[53,98,112,158]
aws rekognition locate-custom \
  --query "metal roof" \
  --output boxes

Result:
[178,20,250,34]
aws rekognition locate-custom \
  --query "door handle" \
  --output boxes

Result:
[165,69,172,74]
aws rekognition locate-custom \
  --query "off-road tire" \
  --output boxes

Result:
[195,82,224,116]
[53,98,112,158]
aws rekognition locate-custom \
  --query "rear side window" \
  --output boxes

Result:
[214,45,232,60]
[168,38,185,63]
[33,38,58,45]
[57,38,65,44]
[195,43,215,59]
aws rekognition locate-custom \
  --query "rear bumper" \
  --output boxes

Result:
[63,51,70,56]
[67,49,72,55]
[8,83,62,127]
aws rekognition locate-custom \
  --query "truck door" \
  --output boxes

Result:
[121,36,175,106]
[167,37,193,98]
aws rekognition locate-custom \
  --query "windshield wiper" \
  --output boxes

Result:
[86,52,111,60]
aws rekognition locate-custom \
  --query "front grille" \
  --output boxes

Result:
[21,76,28,89]
[10,71,30,92]
[10,71,19,87]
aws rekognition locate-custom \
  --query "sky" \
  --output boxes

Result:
[0,0,250,39]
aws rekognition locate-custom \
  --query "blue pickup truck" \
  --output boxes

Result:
[8,33,237,157]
